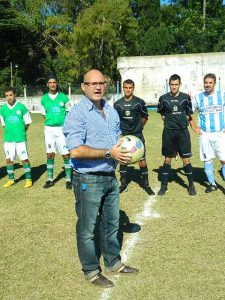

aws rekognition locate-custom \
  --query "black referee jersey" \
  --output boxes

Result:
[114,95,148,134]
[157,92,193,130]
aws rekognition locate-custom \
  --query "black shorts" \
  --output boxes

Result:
[123,132,146,160]
[162,128,192,158]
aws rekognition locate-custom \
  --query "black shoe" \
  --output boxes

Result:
[66,181,72,190]
[89,273,114,288]
[158,184,167,196]
[205,183,217,193]
[188,184,197,196]
[144,185,155,196]
[43,180,54,189]
[106,264,139,275]
[119,184,128,193]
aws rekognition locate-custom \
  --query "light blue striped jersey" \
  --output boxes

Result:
[63,95,121,174]
[192,91,225,132]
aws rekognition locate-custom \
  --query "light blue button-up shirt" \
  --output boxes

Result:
[63,95,121,174]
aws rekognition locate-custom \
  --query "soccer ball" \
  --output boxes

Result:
[120,135,144,164]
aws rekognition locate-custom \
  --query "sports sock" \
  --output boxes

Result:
[204,160,215,185]
[161,163,171,186]
[64,158,72,182]
[23,162,32,180]
[47,158,54,181]
[183,163,194,186]
[6,164,14,180]
[221,164,225,180]
[140,166,150,186]
[119,164,127,186]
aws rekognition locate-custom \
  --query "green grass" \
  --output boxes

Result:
[1,113,225,300]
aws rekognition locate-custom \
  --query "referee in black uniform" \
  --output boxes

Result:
[114,79,155,195]
[157,74,196,196]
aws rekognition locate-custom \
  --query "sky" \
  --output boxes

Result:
[160,0,225,5]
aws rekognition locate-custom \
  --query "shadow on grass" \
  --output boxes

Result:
[118,210,141,249]
[0,165,7,179]
[119,166,152,191]
[153,166,207,188]
[94,209,141,263]
[54,166,73,184]
[15,163,46,184]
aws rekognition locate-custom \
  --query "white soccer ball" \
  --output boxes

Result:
[120,135,144,164]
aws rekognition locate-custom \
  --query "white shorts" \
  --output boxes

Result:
[199,131,225,161]
[44,126,69,155]
[4,142,29,161]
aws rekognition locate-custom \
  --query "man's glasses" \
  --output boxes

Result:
[83,82,106,88]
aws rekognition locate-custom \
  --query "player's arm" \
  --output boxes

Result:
[23,111,32,131]
[157,96,165,121]
[141,117,148,126]
[0,115,5,127]
[140,99,149,127]
[189,94,202,135]
[40,105,46,119]
[40,98,46,119]
[189,115,202,135]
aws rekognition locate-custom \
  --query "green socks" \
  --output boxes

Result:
[64,158,72,182]
[47,158,54,181]
[23,162,32,180]
[6,164,14,180]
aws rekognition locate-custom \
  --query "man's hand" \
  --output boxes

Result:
[192,125,202,136]
[189,115,202,135]
[110,140,132,164]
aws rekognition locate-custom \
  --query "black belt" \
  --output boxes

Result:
[73,171,115,177]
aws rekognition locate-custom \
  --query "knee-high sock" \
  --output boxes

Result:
[6,165,14,180]
[47,158,54,181]
[183,163,194,186]
[204,160,215,185]
[161,163,171,186]
[64,158,72,182]
[23,162,32,180]
[119,164,127,185]
[140,166,149,186]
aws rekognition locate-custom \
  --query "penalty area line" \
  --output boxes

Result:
[99,193,160,300]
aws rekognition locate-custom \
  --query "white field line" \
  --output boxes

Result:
[99,193,160,300]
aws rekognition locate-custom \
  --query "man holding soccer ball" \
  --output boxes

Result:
[114,79,155,195]
[63,69,138,288]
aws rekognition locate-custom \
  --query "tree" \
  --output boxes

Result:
[48,0,139,81]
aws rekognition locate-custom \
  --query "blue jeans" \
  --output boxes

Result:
[72,173,122,278]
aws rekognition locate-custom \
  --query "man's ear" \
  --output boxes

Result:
[81,83,85,92]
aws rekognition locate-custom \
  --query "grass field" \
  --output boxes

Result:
[1,112,225,300]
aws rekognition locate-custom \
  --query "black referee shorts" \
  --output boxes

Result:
[162,128,192,158]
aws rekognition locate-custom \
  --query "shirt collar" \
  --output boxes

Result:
[6,100,18,109]
[82,95,107,111]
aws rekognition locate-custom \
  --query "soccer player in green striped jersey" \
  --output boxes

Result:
[41,75,72,189]
[0,87,32,188]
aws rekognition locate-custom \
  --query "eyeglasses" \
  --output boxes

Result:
[83,82,106,88]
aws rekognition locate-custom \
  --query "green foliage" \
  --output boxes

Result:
[54,0,139,80]
[0,0,225,94]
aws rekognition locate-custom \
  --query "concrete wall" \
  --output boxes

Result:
[117,52,225,105]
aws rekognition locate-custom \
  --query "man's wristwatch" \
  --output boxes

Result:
[105,149,111,159]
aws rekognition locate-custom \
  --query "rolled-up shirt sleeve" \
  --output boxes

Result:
[63,106,86,150]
